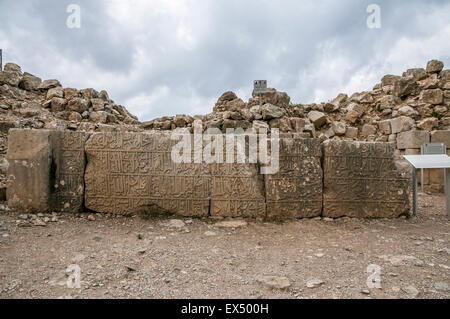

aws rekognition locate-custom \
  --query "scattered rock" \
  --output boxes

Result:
[258,276,291,290]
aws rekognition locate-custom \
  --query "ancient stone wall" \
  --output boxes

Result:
[5,129,412,219]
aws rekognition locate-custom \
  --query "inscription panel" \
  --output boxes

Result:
[323,140,411,218]
[85,132,211,216]
[265,138,323,219]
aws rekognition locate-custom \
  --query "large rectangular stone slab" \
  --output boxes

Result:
[323,140,411,218]
[7,130,53,212]
[397,130,430,149]
[6,129,87,213]
[265,138,322,219]
[84,132,211,216]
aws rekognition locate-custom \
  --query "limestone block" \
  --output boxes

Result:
[323,140,411,218]
[6,129,87,213]
[397,130,430,149]
[377,120,392,135]
[390,116,415,134]
[265,138,322,219]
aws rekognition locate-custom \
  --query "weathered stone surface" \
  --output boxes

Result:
[390,116,415,134]
[381,75,400,87]
[398,105,418,117]
[210,135,265,218]
[308,111,327,128]
[261,103,285,120]
[393,78,418,97]
[361,124,377,138]
[49,131,88,212]
[345,127,358,139]
[4,63,22,73]
[426,60,444,74]
[37,79,61,90]
[323,140,411,218]
[379,95,399,110]
[431,130,450,147]
[67,98,89,113]
[0,70,21,87]
[331,121,346,136]
[6,130,53,212]
[6,129,87,213]
[51,97,67,112]
[420,89,443,105]
[403,68,427,81]
[265,138,322,219]
[397,130,430,149]
[46,86,64,100]
[345,103,365,123]
[378,120,392,135]
[18,73,42,91]
[85,132,211,216]
[417,118,438,131]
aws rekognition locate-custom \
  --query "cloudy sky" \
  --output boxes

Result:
[1,0,449,121]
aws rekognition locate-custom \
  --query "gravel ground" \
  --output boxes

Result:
[0,193,449,299]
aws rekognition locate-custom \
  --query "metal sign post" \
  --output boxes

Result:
[254,80,268,107]
[0,49,2,71]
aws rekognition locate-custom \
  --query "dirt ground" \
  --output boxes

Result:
[0,193,449,299]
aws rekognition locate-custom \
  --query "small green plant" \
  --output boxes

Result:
[432,111,444,120]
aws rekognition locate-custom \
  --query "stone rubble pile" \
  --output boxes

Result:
[140,59,450,192]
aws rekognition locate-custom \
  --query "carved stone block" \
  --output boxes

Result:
[323,140,411,218]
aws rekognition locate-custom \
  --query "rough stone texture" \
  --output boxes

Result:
[308,111,327,128]
[378,120,392,135]
[265,138,322,219]
[390,116,415,134]
[5,129,87,213]
[49,131,88,212]
[210,160,265,218]
[85,132,211,216]
[426,60,444,74]
[84,132,266,217]
[18,73,42,91]
[420,89,443,105]
[397,130,430,149]
[323,140,411,218]
[6,130,52,212]
[431,130,450,147]
[417,117,438,131]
